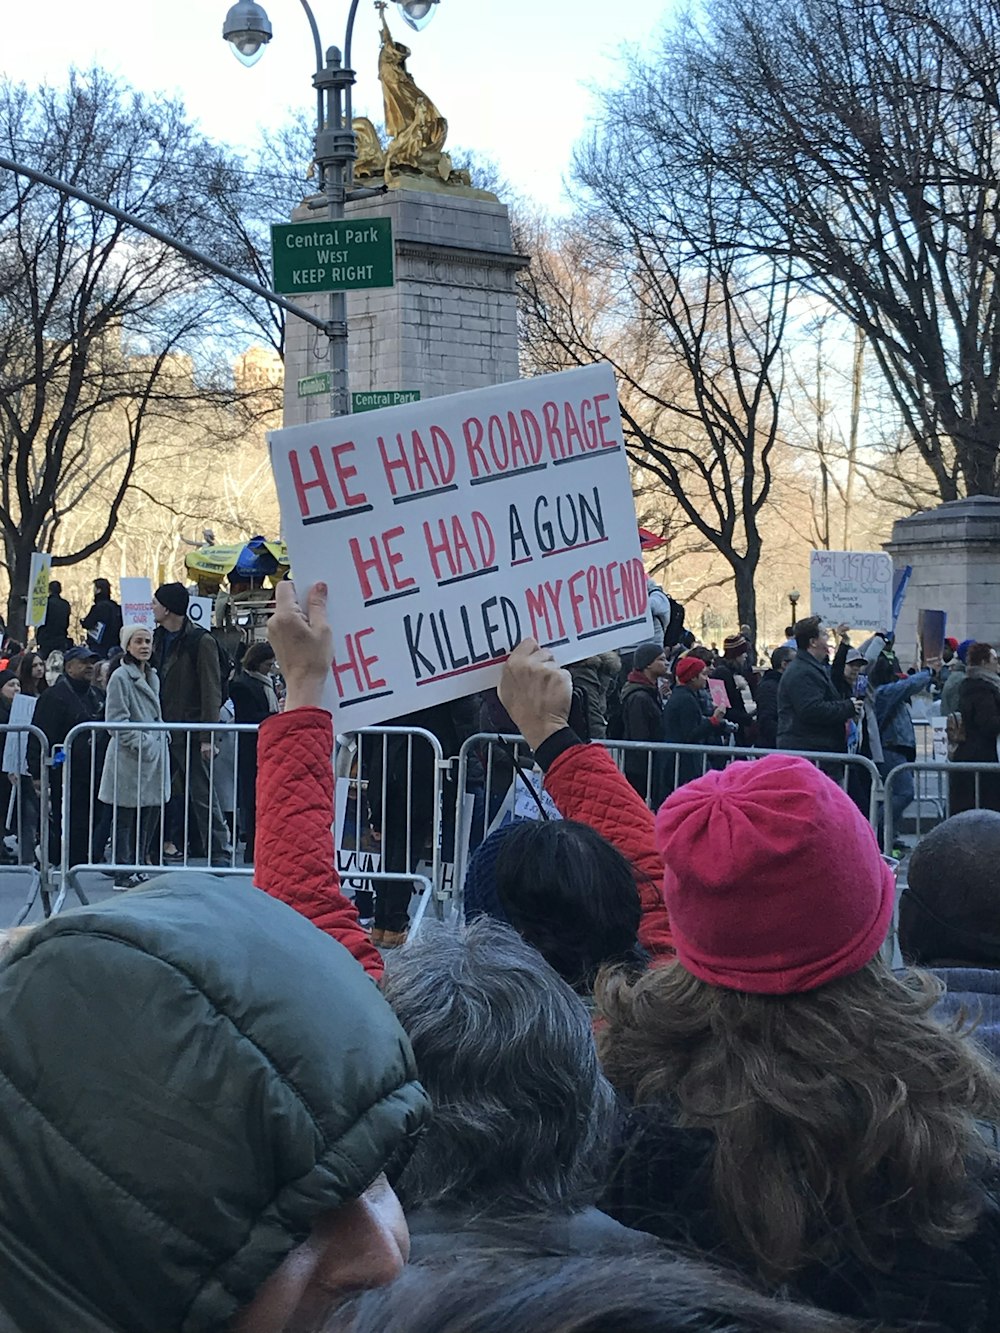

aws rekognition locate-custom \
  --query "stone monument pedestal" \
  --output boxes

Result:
[282,186,527,427]
[884,497,1000,657]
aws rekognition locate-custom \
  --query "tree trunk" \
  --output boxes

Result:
[732,561,758,647]
[5,541,34,643]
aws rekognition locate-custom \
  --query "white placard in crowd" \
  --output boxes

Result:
[809,550,893,632]
[119,577,155,628]
[187,596,214,629]
[1,694,37,776]
[269,364,651,729]
[27,553,51,628]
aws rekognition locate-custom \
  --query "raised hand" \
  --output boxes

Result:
[498,638,573,751]
[267,581,333,712]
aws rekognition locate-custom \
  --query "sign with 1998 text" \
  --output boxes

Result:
[268,363,651,729]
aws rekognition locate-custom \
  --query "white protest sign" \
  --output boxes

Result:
[809,550,893,632]
[187,596,214,629]
[269,363,651,729]
[120,578,155,628]
[1,694,36,776]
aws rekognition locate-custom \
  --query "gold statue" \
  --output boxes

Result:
[353,7,472,190]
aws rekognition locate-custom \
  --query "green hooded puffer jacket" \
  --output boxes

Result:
[0,875,429,1333]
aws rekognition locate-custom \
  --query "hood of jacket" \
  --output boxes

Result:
[0,875,428,1333]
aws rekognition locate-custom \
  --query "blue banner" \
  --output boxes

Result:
[891,565,912,630]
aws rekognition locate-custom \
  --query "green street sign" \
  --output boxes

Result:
[271,217,394,295]
[351,389,422,413]
[297,372,331,398]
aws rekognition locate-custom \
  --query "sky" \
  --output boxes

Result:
[2,0,676,213]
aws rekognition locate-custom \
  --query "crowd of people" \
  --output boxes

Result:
[3,580,1000,1332]
[0,578,280,883]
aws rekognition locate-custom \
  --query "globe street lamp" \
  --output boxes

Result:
[788,588,801,622]
[222,0,442,415]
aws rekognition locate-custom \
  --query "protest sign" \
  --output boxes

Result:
[27,553,51,628]
[1,694,36,776]
[917,609,946,666]
[187,596,214,629]
[809,550,893,632]
[269,363,652,729]
[707,679,729,711]
[120,578,155,628]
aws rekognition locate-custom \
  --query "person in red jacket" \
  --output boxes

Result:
[254,584,672,980]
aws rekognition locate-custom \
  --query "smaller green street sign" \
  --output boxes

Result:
[351,389,421,413]
[272,217,394,295]
[297,372,331,398]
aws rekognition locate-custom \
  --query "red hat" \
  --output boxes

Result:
[674,656,705,686]
[945,637,959,651]
[654,754,894,994]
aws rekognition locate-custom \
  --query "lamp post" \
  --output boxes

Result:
[788,588,801,623]
[222,0,440,417]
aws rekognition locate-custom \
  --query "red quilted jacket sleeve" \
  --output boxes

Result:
[255,707,383,981]
[543,743,674,958]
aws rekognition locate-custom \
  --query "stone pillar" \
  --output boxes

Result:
[884,497,1000,657]
[282,186,527,427]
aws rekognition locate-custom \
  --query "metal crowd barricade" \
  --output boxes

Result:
[451,733,883,921]
[56,721,257,914]
[335,726,449,922]
[0,723,54,926]
[882,760,1000,856]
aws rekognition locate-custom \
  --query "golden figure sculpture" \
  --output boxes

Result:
[353,8,472,190]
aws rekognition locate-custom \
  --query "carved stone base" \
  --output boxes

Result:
[282,186,527,428]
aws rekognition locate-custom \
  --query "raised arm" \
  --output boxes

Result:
[255,581,383,980]
[499,639,673,958]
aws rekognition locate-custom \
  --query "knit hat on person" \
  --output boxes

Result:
[154,583,189,617]
[0,669,16,692]
[463,823,518,925]
[654,753,894,994]
[957,638,975,663]
[120,623,149,652]
[722,633,749,659]
[633,642,665,672]
[944,637,959,652]
[675,656,705,686]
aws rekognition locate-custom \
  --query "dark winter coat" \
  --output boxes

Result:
[621,675,666,807]
[711,661,755,746]
[406,1202,662,1264]
[27,673,105,780]
[81,596,123,659]
[777,650,855,755]
[754,669,782,749]
[661,685,722,792]
[35,593,71,657]
[952,671,1000,814]
[603,1104,1000,1332]
[0,875,429,1332]
[152,618,222,740]
[568,651,620,740]
[931,968,1000,1066]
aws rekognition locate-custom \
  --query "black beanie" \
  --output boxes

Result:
[633,641,665,672]
[154,583,189,617]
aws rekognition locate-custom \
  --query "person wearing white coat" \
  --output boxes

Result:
[98,624,170,888]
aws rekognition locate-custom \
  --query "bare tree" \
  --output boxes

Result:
[0,69,276,637]
[519,164,791,637]
[643,0,1000,499]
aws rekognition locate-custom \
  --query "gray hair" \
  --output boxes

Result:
[382,918,617,1214]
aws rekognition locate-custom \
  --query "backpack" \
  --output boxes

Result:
[946,710,965,760]
[185,627,234,703]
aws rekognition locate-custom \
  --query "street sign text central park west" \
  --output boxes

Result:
[271,217,394,296]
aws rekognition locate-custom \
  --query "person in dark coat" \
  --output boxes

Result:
[228,641,279,864]
[620,641,668,807]
[661,656,727,792]
[28,644,106,869]
[712,634,756,745]
[898,809,1000,1064]
[35,580,71,658]
[951,642,1000,814]
[80,577,124,659]
[0,877,429,1332]
[754,645,794,749]
[777,615,858,756]
[597,754,1000,1333]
